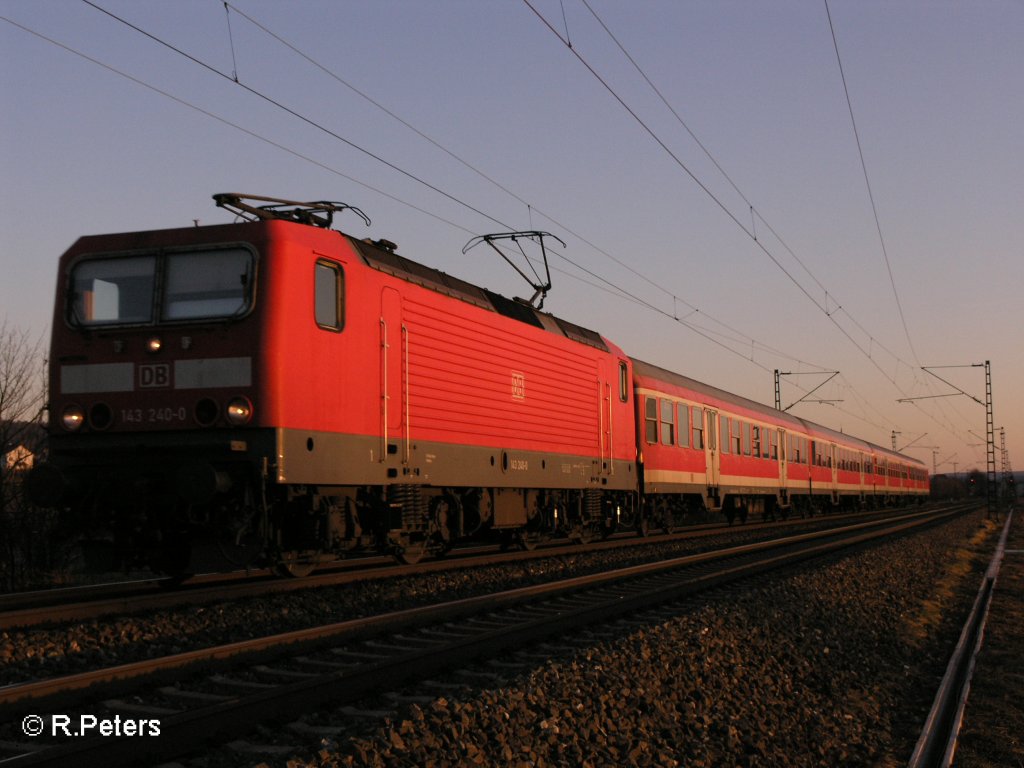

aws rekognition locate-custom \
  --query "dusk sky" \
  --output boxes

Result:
[2,1,1021,473]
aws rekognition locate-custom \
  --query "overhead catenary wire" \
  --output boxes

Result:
[521,0,830,316]
[221,1,827,375]
[523,0,919,398]
[0,11,790,382]
[523,0,976,448]
[1,5,931,442]
[79,0,515,234]
[824,0,919,365]
[579,0,920,374]
[822,1,977,443]
[0,7,795,377]
[3,5,967,449]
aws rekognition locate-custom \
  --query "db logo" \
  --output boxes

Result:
[511,371,526,400]
[139,363,171,389]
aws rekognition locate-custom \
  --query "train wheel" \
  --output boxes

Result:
[571,521,596,544]
[217,531,263,569]
[427,496,455,558]
[275,551,318,578]
[661,520,676,535]
[517,529,543,551]
[394,538,428,565]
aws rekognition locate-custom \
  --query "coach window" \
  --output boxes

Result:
[692,407,704,449]
[731,419,742,455]
[618,361,629,402]
[742,422,752,456]
[315,261,345,330]
[720,415,730,454]
[645,397,658,443]
[752,426,761,458]
[660,399,675,445]
[677,403,690,448]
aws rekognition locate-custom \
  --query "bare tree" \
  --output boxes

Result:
[0,318,56,591]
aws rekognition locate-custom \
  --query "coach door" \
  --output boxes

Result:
[598,371,613,478]
[380,287,408,466]
[830,444,838,493]
[704,409,719,491]
[778,429,788,487]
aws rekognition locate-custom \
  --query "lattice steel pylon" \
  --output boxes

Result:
[1000,427,1015,501]
[985,361,996,515]
[907,361,998,517]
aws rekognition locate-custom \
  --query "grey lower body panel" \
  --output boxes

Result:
[276,428,636,492]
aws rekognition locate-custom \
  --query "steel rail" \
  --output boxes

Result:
[0,505,968,766]
[0,505,965,715]
[0,506,920,630]
[907,509,1013,768]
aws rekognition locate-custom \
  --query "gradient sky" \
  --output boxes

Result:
[2,1,1021,473]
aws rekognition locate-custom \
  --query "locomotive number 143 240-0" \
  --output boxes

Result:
[121,406,188,423]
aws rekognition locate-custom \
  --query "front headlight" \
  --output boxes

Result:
[61,404,85,431]
[225,396,252,426]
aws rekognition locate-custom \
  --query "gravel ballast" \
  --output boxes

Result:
[273,510,998,767]
[0,518,885,686]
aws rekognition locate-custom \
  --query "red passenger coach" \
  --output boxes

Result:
[631,359,929,525]
[32,195,638,575]
[632,359,808,526]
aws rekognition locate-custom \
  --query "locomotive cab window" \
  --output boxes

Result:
[163,248,253,320]
[70,255,156,325]
[315,261,345,331]
[70,247,255,326]
[618,361,629,402]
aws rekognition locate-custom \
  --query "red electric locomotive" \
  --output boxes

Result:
[30,194,639,575]
[30,193,928,578]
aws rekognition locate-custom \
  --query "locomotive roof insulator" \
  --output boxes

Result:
[212,192,371,230]
[462,230,566,310]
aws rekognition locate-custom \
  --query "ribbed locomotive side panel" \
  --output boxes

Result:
[402,295,601,454]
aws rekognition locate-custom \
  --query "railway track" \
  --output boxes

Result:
[908,508,1014,768]
[0,505,938,631]
[0,504,968,766]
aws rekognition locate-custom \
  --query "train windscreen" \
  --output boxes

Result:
[70,247,254,326]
